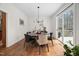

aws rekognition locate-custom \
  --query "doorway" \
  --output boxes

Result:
[0,11,6,48]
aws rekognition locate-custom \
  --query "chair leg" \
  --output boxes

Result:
[51,40,53,46]
[39,46,40,55]
[47,44,49,52]
[24,41,26,48]
[24,42,28,51]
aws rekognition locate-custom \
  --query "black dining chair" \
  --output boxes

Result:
[48,32,53,46]
[24,34,31,48]
[24,34,37,48]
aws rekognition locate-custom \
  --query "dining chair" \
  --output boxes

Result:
[24,34,30,48]
[48,32,53,46]
[36,34,49,55]
[24,34,37,49]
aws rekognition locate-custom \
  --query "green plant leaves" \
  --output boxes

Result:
[64,44,79,56]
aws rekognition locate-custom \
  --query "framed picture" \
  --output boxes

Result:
[19,18,24,25]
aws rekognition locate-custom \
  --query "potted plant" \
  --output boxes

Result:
[64,41,79,56]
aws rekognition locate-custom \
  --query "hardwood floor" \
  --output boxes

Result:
[0,39,65,56]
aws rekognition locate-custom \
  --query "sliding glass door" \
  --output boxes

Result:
[56,4,74,46]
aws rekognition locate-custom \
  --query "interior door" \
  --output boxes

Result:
[2,12,6,47]
[0,11,2,46]
[0,11,6,48]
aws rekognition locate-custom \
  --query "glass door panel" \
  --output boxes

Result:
[64,10,73,46]
[57,15,63,42]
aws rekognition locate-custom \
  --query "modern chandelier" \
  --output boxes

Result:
[36,5,44,26]
[34,4,44,31]
[36,6,40,23]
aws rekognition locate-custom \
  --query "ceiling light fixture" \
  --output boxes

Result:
[34,4,44,31]
[37,5,40,23]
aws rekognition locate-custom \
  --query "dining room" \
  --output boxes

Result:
[1,3,79,56]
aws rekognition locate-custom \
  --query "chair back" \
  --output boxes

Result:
[50,33,53,37]
[24,34,31,42]
[48,32,53,40]
[37,34,48,45]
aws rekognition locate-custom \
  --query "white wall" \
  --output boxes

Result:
[0,4,28,47]
[49,16,56,37]
[27,16,52,33]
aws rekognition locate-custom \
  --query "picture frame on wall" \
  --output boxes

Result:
[19,18,24,25]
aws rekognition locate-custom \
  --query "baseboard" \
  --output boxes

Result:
[57,39,64,45]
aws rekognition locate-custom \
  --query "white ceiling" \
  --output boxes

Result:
[14,3,63,17]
